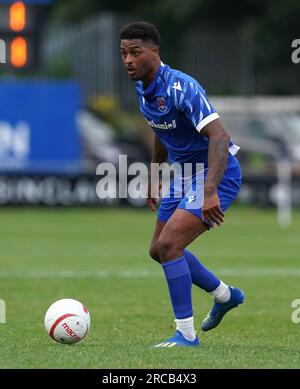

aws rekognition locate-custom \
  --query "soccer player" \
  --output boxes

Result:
[120,21,245,348]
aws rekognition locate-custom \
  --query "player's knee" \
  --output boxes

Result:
[157,238,175,260]
[149,246,160,263]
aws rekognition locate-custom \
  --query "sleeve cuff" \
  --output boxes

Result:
[196,112,220,132]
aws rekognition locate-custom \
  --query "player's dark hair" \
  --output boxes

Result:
[120,21,161,47]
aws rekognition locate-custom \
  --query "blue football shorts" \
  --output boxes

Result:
[157,155,242,226]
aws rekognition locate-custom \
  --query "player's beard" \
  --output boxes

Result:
[128,67,146,81]
[128,63,152,82]
[128,73,140,81]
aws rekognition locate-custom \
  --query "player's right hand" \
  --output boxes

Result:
[202,190,224,226]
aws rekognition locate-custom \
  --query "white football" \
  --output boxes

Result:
[44,298,91,344]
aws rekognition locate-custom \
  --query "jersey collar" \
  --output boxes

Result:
[141,62,165,97]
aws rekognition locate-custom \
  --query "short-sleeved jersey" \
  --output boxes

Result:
[136,62,239,168]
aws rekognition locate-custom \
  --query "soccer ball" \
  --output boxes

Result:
[44,298,91,344]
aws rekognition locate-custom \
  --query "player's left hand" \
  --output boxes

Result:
[202,190,224,227]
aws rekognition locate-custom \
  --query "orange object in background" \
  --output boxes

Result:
[10,36,27,67]
[10,2,26,32]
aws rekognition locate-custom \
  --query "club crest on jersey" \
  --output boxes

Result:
[157,96,167,112]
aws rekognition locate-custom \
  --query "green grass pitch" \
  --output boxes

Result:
[0,206,299,368]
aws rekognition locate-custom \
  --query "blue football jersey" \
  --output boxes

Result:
[136,62,239,167]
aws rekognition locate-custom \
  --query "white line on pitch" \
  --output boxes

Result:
[0,268,300,278]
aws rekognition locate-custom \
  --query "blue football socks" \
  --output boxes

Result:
[162,255,193,319]
[184,249,220,292]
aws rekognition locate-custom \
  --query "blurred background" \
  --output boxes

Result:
[1,0,300,369]
[0,0,300,223]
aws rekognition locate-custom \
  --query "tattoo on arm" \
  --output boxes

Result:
[201,119,230,194]
[205,133,230,195]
